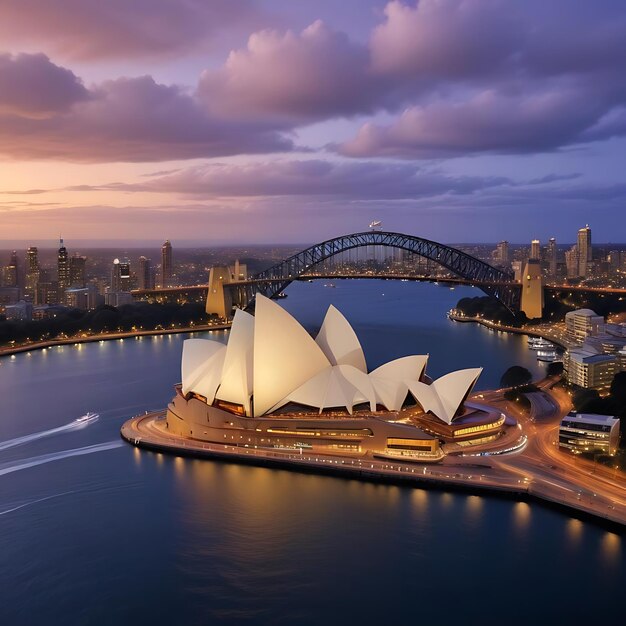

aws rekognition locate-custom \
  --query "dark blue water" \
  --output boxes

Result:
[0,281,622,625]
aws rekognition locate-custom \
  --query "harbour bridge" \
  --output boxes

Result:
[207,231,524,316]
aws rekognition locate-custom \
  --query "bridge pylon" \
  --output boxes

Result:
[205,266,233,318]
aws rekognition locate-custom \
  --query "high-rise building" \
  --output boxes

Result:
[565,245,580,278]
[57,238,70,294]
[69,254,87,288]
[36,268,59,305]
[138,256,154,290]
[25,246,39,299]
[160,240,173,287]
[494,241,509,266]
[547,238,557,278]
[2,251,18,288]
[577,224,591,277]
[530,239,541,260]
[111,258,131,292]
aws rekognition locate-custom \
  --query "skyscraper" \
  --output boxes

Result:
[25,246,39,299]
[2,250,18,287]
[138,256,154,290]
[111,258,131,292]
[577,225,591,277]
[57,238,70,294]
[69,254,87,287]
[565,246,580,278]
[547,238,557,278]
[494,241,509,266]
[530,239,541,260]
[160,240,173,287]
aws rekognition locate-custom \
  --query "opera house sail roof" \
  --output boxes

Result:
[181,294,481,423]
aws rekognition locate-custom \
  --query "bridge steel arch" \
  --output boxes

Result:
[229,231,520,312]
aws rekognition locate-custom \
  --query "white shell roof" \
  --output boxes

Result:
[252,294,330,416]
[369,355,429,411]
[407,367,482,424]
[271,364,376,414]
[179,295,480,422]
[181,339,226,402]
[315,305,367,372]
[215,308,254,415]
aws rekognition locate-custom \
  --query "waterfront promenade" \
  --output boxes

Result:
[121,383,626,528]
[448,311,571,349]
[0,322,232,358]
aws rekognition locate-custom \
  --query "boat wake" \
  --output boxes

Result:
[0,415,98,452]
[0,490,78,516]
[0,441,123,477]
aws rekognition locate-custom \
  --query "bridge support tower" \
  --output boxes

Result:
[205,266,233,319]
[521,259,544,319]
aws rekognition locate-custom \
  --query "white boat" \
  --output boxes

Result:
[75,412,99,424]
[537,350,558,362]
[528,337,554,350]
[324,283,336,288]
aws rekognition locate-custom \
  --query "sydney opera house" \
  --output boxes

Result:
[165,295,504,461]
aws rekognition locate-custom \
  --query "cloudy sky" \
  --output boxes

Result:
[1,0,625,245]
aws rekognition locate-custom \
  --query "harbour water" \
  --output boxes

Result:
[0,281,622,624]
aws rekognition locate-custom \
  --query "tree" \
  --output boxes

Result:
[546,361,564,377]
[572,388,600,412]
[500,366,532,389]
[610,371,626,405]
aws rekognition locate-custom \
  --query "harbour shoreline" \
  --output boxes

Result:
[448,311,569,350]
[0,322,232,358]
[121,411,626,530]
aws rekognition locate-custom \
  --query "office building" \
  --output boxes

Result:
[25,246,39,299]
[69,254,87,288]
[57,238,70,294]
[34,268,59,305]
[138,256,154,290]
[530,239,541,260]
[559,412,620,456]
[4,300,33,321]
[1,251,18,288]
[563,349,617,394]
[577,225,591,277]
[0,287,20,306]
[565,309,605,344]
[160,240,173,287]
[494,241,509,266]
[111,258,131,292]
[565,245,579,278]
[104,291,134,307]
[547,238,557,278]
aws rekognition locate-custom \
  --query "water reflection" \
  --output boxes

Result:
[601,532,622,567]
[513,501,531,532]
[566,518,583,547]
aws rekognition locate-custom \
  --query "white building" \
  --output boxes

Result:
[559,412,620,456]
[565,309,605,344]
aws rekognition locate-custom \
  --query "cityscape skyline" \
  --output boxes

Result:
[2,0,626,243]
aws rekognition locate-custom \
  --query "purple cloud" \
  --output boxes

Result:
[370,0,523,80]
[337,87,618,158]
[0,0,258,60]
[0,74,293,162]
[0,53,89,117]
[199,20,376,124]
